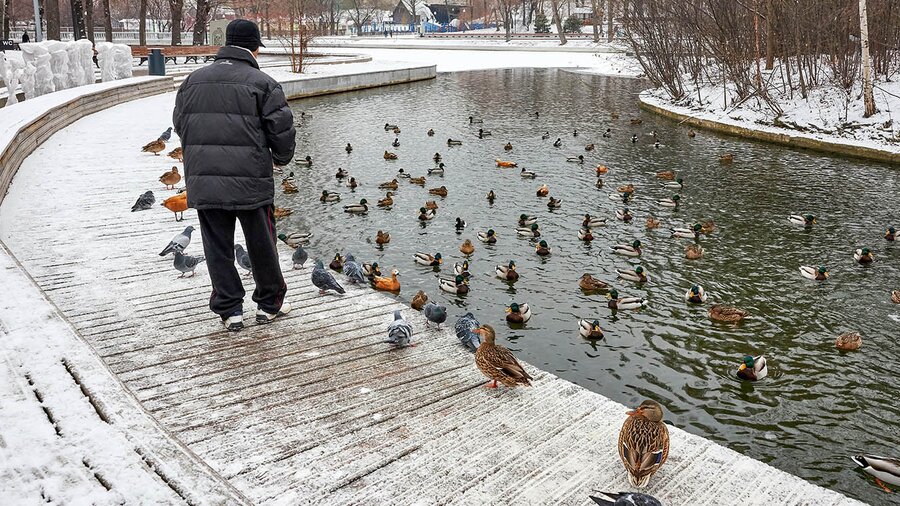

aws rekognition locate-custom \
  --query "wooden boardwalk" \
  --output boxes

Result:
[0,92,862,505]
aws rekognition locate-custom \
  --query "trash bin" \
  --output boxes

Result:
[148,48,165,76]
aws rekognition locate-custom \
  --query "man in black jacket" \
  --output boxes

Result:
[173,19,295,332]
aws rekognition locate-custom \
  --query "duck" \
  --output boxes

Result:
[850,455,900,492]
[273,207,293,219]
[496,261,519,282]
[658,195,681,208]
[141,138,166,155]
[602,128,612,137]
[320,190,341,203]
[159,167,181,189]
[477,128,491,138]
[379,179,399,190]
[700,219,716,234]
[631,134,638,143]
[578,228,594,241]
[454,260,471,278]
[473,325,532,388]
[414,252,443,267]
[278,232,311,248]
[607,289,647,310]
[418,207,436,221]
[654,140,661,149]
[347,177,358,189]
[372,269,401,292]
[517,223,540,238]
[656,170,675,180]
[618,399,669,487]
[685,284,708,303]
[487,190,497,202]
[671,223,702,239]
[396,168,410,178]
[542,131,550,140]
[460,239,475,255]
[447,138,463,146]
[282,181,299,194]
[708,305,749,322]
[789,214,816,226]
[835,331,862,351]
[854,248,874,264]
[663,177,684,189]
[610,191,632,203]
[161,192,188,221]
[583,214,607,228]
[433,152,442,162]
[375,230,391,244]
[440,274,469,294]
[573,129,578,137]
[468,116,483,124]
[363,262,382,279]
[646,216,661,229]
[506,302,532,324]
[596,165,609,175]
[630,118,643,125]
[343,199,368,213]
[295,155,313,167]
[496,159,517,168]
[409,176,426,186]
[535,240,551,256]
[411,290,428,310]
[518,214,538,226]
[384,123,398,131]
[504,142,513,151]
[566,155,584,163]
[736,355,768,381]
[553,138,562,147]
[547,197,562,209]
[377,192,394,207]
[685,243,704,259]
[167,146,183,162]
[616,208,633,222]
[391,137,400,147]
[427,128,435,137]
[577,273,609,293]
[335,167,349,179]
[455,217,467,231]
[392,126,401,134]
[429,186,448,197]
[329,253,344,272]
[720,153,734,163]
[617,184,636,194]
[612,240,642,257]
[478,229,498,243]
[425,200,438,210]
[428,163,445,175]
[281,172,296,184]
[688,129,696,138]
[345,143,353,153]
[520,168,537,178]
[618,266,648,283]
[800,265,829,280]
[885,226,896,241]
[579,320,604,339]
[536,184,549,197]
[585,143,595,151]
[383,151,398,160]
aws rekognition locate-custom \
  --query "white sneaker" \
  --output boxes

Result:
[256,302,291,324]
[223,312,244,332]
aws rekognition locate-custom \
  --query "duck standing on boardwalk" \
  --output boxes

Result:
[161,192,189,221]
[618,399,669,487]
[473,325,532,388]
[159,167,181,190]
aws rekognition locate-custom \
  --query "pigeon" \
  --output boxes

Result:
[173,251,205,278]
[454,312,482,351]
[385,309,413,347]
[158,226,194,256]
[343,253,366,284]
[131,190,155,212]
[589,492,661,506]
[234,244,252,275]
[159,127,172,142]
[423,302,447,329]
[292,246,308,269]
[312,259,345,295]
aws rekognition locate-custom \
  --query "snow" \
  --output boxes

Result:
[309,34,628,50]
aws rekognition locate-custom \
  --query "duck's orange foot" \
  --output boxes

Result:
[876,478,893,493]
[485,380,498,389]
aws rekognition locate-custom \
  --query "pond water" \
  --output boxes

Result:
[282,68,899,504]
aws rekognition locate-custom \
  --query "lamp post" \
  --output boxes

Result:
[32,0,43,41]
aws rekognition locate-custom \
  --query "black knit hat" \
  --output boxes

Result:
[226,19,265,50]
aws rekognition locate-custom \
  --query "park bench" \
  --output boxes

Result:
[129,45,221,65]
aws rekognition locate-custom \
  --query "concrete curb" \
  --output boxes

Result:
[279,64,437,100]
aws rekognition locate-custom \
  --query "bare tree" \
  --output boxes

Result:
[549,0,565,44]
[170,0,184,44]
[46,0,61,39]
[590,0,600,42]
[139,0,147,44]
[606,0,613,41]
[102,0,113,41]
[193,0,210,43]
[496,0,514,40]
[859,0,876,116]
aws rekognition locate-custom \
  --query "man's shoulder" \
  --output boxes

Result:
[183,61,277,91]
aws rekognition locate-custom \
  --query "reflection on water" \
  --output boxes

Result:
[282,69,899,504]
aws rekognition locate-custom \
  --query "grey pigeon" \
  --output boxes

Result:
[589,492,661,506]
[159,127,172,142]
[173,251,205,278]
[385,310,413,347]
[342,253,366,284]
[292,246,308,269]
[312,259,345,295]
[454,312,482,351]
[131,190,155,212]
[158,226,194,256]
[423,302,447,329]
[234,244,252,275]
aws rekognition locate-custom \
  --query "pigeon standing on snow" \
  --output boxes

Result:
[159,127,172,142]
[292,246,308,269]
[342,253,366,284]
[131,191,155,212]
[234,244,252,276]
[158,226,194,256]
[312,260,345,295]
[589,492,661,506]
[173,251,205,278]
[423,302,447,329]
[454,312,482,351]
[385,310,413,347]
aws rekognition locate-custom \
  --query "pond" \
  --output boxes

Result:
[282,68,899,505]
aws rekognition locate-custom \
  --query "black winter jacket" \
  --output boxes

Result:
[173,46,295,210]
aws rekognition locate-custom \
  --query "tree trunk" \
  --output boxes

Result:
[859,0,876,117]
[139,0,147,45]
[1,0,8,39]
[606,0,613,42]
[764,0,774,70]
[85,0,94,42]
[169,0,183,44]
[45,0,61,39]
[590,0,599,43]
[102,0,112,41]
[71,0,87,40]
[550,0,565,45]
[193,0,209,44]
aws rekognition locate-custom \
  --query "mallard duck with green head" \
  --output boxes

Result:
[800,265,829,280]
[506,302,532,323]
[517,223,540,238]
[496,260,519,281]
[440,274,469,294]
[579,319,604,339]
[418,207,436,221]
[518,214,537,226]
[671,223,701,239]
[685,284,707,303]
[278,232,311,248]
[414,252,442,267]
[535,240,551,256]
[612,240,642,257]
[478,229,498,243]
[737,355,767,381]
[618,266,648,283]
[454,260,472,278]
[607,289,647,310]
[343,199,368,213]
[854,247,874,264]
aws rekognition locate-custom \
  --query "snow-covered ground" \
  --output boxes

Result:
[310,34,627,50]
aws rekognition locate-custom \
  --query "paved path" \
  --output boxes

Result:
[0,92,862,505]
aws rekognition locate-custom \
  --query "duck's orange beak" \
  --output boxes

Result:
[472,327,484,335]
